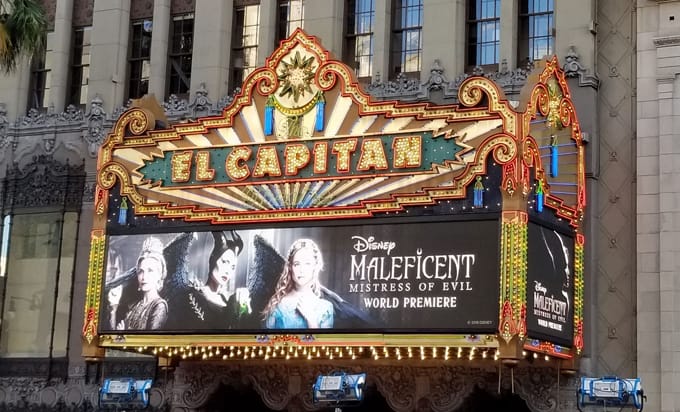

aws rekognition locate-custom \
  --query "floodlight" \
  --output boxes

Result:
[99,378,153,410]
[313,372,366,409]
[577,376,644,411]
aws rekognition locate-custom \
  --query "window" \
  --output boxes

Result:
[519,0,554,64]
[28,38,51,110]
[0,212,78,357]
[231,4,260,89]
[128,19,152,99]
[68,26,92,107]
[390,0,423,78]
[277,0,304,43]
[466,0,500,68]
[168,14,194,99]
[344,0,375,79]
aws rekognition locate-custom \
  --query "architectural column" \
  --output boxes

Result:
[554,0,595,70]
[258,1,278,66]
[88,0,131,113]
[499,0,518,70]
[659,72,680,412]
[50,0,74,112]
[148,0,171,100]
[190,0,233,100]
[421,0,464,82]
[636,36,671,412]
[636,3,680,410]
[0,68,30,120]
[373,0,391,82]
[303,0,343,57]
[652,19,680,412]
[634,71,667,412]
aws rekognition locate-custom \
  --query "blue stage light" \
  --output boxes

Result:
[99,378,153,410]
[577,376,644,411]
[313,372,366,410]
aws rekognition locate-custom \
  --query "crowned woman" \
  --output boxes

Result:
[114,236,168,330]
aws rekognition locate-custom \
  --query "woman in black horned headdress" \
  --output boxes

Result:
[166,230,254,330]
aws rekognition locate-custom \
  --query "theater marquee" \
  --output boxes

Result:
[84,30,587,364]
[100,220,500,335]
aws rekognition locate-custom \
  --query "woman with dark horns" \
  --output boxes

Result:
[166,230,253,330]
[261,238,334,329]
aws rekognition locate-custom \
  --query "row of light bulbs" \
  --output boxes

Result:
[120,345,548,362]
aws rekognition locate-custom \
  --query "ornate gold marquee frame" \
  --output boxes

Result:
[83,30,586,367]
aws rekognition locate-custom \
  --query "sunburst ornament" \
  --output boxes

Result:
[278,51,316,103]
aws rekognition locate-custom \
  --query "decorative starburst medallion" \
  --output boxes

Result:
[278,51,316,103]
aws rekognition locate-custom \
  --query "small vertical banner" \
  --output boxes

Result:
[264,96,275,136]
[550,134,559,178]
[315,92,325,132]
[118,197,128,225]
[473,176,484,207]
[535,180,544,213]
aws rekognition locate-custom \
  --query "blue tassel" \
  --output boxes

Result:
[264,97,274,135]
[550,135,558,177]
[118,197,128,225]
[473,176,484,207]
[535,180,544,213]
[315,93,325,132]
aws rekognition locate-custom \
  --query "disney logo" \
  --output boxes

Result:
[351,236,397,255]
[534,281,547,295]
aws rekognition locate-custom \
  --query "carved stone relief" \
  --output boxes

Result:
[72,0,94,27]
[39,0,57,31]
[0,358,575,411]
[367,72,426,101]
[171,0,195,15]
[1,154,85,211]
[130,0,154,20]
[562,46,600,89]
[169,362,571,412]
[85,95,106,158]
[367,55,599,105]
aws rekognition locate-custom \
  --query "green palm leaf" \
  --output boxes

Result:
[0,0,46,72]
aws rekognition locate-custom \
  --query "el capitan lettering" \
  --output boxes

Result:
[160,134,426,186]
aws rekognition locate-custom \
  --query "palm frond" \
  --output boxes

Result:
[0,22,11,61]
[1,0,46,72]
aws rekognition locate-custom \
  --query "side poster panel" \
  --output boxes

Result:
[100,220,500,334]
[526,222,575,346]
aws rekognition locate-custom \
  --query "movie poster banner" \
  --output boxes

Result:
[100,220,500,334]
[526,223,575,346]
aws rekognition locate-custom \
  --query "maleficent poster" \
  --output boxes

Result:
[99,220,500,334]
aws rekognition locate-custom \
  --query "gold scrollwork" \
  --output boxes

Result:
[522,138,540,168]
[528,83,550,119]
[489,135,517,164]
[316,62,347,90]
[117,108,155,136]
[252,69,279,97]
[559,98,574,128]
[98,163,128,190]
[98,163,146,208]
[458,80,485,107]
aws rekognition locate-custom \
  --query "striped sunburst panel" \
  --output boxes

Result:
[97,31,522,224]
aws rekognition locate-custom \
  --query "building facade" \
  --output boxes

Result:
[0,0,664,411]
